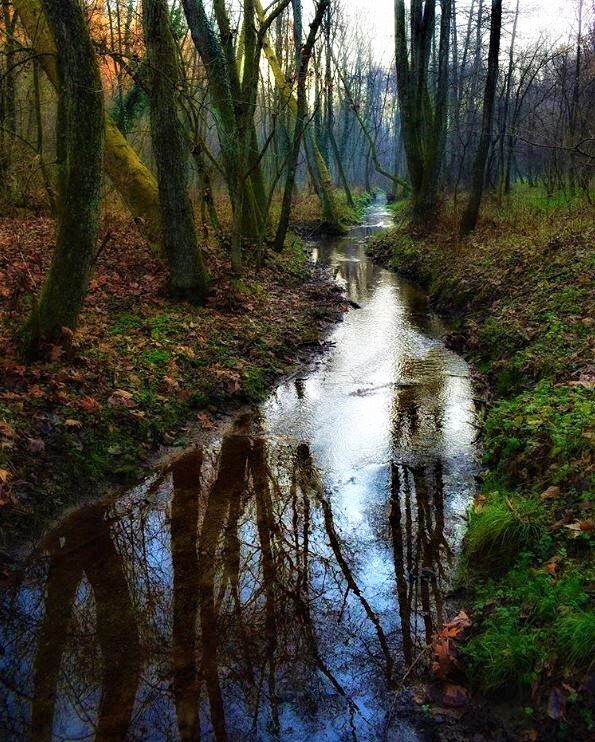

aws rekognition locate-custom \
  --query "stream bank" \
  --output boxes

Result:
[0,217,346,555]
[368,189,595,739]
[1,197,481,740]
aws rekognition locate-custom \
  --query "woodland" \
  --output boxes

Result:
[0,0,593,739]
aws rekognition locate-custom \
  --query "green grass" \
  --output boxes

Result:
[367,184,595,726]
[555,612,595,668]
[462,498,546,574]
[464,608,542,692]
[465,565,592,693]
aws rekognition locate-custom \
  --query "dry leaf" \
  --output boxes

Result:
[64,419,83,428]
[0,421,16,438]
[540,486,561,501]
[78,395,101,413]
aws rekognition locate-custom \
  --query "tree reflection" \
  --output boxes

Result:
[31,503,141,740]
[388,355,453,671]
[170,450,202,741]
[2,404,458,739]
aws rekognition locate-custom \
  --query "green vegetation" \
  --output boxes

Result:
[465,566,592,693]
[369,186,594,724]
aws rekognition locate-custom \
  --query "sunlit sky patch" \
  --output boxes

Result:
[337,0,583,65]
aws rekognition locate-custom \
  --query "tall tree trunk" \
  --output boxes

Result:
[181,0,273,270]
[21,0,104,353]
[14,0,161,246]
[274,0,330,250]
[325,13,354,207]
[460,0,502,234]
[497,0,519,201]
[0,2,17,199]
[568,0,583,194]
[143,0,208,302]
[257,0,343,233]
[394,0,452,227]
[32,59,57,214]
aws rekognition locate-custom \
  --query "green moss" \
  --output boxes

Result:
[483,382,595,492]
[464,609,543,692]
[141,348,172,365]
[465,566,592,692]
[109,312,144,334]
[241,366,267,402]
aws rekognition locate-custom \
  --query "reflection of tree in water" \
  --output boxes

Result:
[170,450,201,740]
[10,503,141,741]
[388,353,453,669]
[182,422,393,739]
[2,411,452,739]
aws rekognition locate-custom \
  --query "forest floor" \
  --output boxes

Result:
[0,197,358,556]
[369,186,594,740]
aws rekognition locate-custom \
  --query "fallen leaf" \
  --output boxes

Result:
[78,395,101,413]
[162,376,180,390]
[112,389,133,400]
[564,520,594,534]
[544,557,559,576]
[196,412,215,430]
[64,419,83,428]
[547,687,566,721]
[0,421,16,438]
[0,469,10,483]
[108,389,137,407]
[446,610,472,632]
[540,486,561,501]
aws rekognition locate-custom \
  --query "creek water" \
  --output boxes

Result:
[0,197,478,740]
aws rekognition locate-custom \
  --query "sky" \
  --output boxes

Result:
[339,0,584,65]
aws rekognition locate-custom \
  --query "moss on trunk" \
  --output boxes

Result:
[22,0,104,351]
[143,0,208,302]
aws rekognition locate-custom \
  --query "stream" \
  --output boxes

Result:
[0,197,478,740]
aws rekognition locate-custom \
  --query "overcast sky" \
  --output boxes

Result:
[339,0,584,65]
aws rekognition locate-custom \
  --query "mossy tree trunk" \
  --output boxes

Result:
[143,0,208,302]
[181,0,284,270]
[0,2,17,200]
[14,0,162,247]
[394,0,452,227]
[256,0,343,233]
[22,0,104,353]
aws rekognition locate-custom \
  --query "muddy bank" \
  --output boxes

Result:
[0,218,347,555]
[368,194,594,739]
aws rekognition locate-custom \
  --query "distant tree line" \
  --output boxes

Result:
[0,0,592,351]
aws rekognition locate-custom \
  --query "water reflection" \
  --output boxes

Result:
[0,198,477,740]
